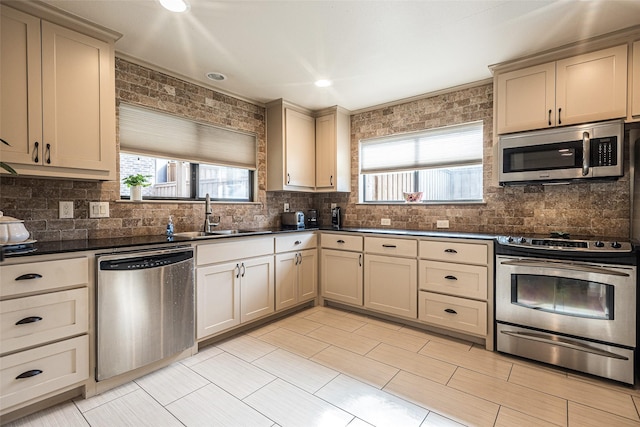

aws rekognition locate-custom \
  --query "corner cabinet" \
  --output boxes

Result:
[275,233,318,311]
[496,44,628,134]
[0,5,117,180]
[266,99,351,192]
[320,233,363,306]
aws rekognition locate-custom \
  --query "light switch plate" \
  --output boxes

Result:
[89,202,110,218]
[436,220,450,228]
[381,218,391,225]
[284,203,290,212]
[59,201,74,219]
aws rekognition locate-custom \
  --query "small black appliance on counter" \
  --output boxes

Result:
[331,206,341,229]
[281,211,305,229]
[306,209,318,228]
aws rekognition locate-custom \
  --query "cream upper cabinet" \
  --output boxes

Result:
[0,5,116,180]
[266,100,315,191]
[496,45,628,134]
[633,41,640,118]
[315,107,351,192]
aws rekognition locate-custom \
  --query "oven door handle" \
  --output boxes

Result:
[500,330,629,360]
[499,259,630,277]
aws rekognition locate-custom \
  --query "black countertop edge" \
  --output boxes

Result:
[2,227,319,259]
[319,227,496,241]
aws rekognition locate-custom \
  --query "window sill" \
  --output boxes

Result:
[117,199,261,205]
[356,200,487,206]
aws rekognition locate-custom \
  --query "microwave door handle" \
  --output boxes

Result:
[582,131,590,176]
[500,259,629,277]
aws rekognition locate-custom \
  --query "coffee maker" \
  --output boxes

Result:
[331,206,341,229]
[307,209,318,228]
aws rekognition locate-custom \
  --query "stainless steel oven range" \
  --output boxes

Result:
[495,234,637,384]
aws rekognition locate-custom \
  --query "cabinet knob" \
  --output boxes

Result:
[337,239,345,244]
[444,308,457,315]
[15,273,43,281]
[444,249,457,254]
[444,275,458,281]
[294,240,302,245]
[16,316,43,325]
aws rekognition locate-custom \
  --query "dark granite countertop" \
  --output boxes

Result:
[320,227,496,241]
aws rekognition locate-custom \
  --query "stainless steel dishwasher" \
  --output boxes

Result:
[96,246,194,381]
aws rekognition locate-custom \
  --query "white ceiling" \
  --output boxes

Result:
[41,0,640,112]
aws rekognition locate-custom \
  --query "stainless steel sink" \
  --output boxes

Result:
[172,229,268,239]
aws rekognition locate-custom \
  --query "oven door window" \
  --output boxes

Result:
[511,274,613,320]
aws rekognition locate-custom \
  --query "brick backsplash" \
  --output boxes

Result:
[0,61,631,241]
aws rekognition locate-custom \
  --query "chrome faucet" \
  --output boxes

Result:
[203,193,220,232]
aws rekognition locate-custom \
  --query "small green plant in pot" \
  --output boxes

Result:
[1,139,17,175]
[122,174,151,201]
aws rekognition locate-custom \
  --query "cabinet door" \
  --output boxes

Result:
[556,45,627,126]
[315,113,336,190]
[196,262,240,339]
[284,108,315,189]
[240,256,274,323]
[298,249,317,302]
[633,41,640,118]
[364,254,417,319]
[321,249,363,306]
[0,6,42,166]
[41,21,115,174]
[496,62,556,134]
[275,252,297,311]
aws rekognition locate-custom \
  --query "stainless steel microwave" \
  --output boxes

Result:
[498,120,624,185]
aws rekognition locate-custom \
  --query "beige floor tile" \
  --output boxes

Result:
[311,345,399,388]
[74,381,140,413]
[342,311,404,330]
[316,374,428,427]
[400,326,474,351]
[420,412,466,427]
[246,321,280,337]
[355,323,429,352]
[419,341,512,380]
[167,383,274,427]
[302,310,367,332]
[181,343,224,367]
[384,370,499,427]
[568,401,640,427]
[367,343,456,384]
[134,362,210,406]
[243,379,354,427]
[494,407,559,427]
[567,370,640,397]
[448,368,567,426]
[257,327,329,358]
[272,316,324,334]
[83,389,183,427]
[4,402,88,427]
[253,348,338,393]
[190,352,275,399]
[217,334,277,362]
[347,418,375,427]
[307,325,380,355]
[509,363,638,421]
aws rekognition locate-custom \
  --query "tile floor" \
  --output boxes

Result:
[5,305,640,427]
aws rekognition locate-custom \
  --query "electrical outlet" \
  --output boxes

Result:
[381,218,391,226]
[89,202,110,218]
[59,201,73,219]
[330,203,337,209]
[436,220,450,229]
[284,203,290,212]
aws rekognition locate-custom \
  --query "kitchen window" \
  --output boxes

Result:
[118,103,257,202]
[359,121,483,203]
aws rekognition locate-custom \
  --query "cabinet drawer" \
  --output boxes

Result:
[1,288,88,355]
[365,237,417,257]
[419,261,487,300]
[0,258,89,299]
[197,237,274,266]
[418,291,487,336]
[275,232,317,253]
[0,335,89,411]
[321,233,362,251]
[419,240,488,265]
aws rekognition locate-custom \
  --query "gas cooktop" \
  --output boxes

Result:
[496,232,632,253]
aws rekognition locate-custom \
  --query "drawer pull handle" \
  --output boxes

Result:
[16,273,43,281]
[34,141,39,163]
[294,240,302,245]
[382,244,397,248]
[444,275,458,281]
[16,369,43,379]
[444,308,457,315]
[16,316,43,325]
[444,249,457,254]
[337,239,345,244]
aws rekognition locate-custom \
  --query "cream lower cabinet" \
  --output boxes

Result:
[320,233,363,306]
[0,256,90,414]
[275,233,317,311]
[363,237,418,319]
[196,238,274,340]
[0,5,117,180]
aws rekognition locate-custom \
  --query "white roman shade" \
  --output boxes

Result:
[119,103,257,170]
[360,121,483,174]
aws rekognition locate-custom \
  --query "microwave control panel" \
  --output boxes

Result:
[592,137,617,166]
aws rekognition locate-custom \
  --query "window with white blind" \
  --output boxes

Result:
[359,121,484,203]
[118,103,256,201]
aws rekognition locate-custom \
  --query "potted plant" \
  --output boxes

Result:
[1,139,17,175]
[122,174,151,201]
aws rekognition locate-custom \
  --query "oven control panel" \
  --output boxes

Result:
[496,235,632,252]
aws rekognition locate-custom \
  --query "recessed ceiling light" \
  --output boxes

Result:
[314,79,332,88]
[206,72,227,82]
[159,0,189,13]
